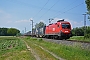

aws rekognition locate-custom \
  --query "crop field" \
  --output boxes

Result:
[0,36,90,60]
[0,36,35,60]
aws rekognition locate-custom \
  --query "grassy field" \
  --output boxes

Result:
[69,36,90,42]
[0,36,35,60]
[24,37,90,60]
[24,37,58,60]
[0,36,90,60]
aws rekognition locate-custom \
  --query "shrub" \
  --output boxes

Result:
[84,33,90,38]
[38,38,43,42]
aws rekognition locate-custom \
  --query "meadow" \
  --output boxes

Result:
[0,36,35,60]
[24,37,90,60]
[0,36,90,60]
[69,36,90,42]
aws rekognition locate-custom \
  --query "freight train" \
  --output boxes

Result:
[26,20,72,40]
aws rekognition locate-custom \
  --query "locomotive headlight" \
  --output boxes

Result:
[65,31,68,32]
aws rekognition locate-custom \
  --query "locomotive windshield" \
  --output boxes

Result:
[62,24,70,29]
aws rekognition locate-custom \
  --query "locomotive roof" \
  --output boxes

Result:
[47,20,70,27]
[57,21,70,23]
[57,20,64,22]
[57,20,70,23]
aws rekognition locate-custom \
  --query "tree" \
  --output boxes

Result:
[86,26,90,33]
[85,0,90,20]
[35,22,46,28]
[0,28,8,36]
[84,26,90,38]
[35,23,39,28]
[85,0,90,12]
[71,27,84,36]
[71,26,90,38]
[7,28,20,36]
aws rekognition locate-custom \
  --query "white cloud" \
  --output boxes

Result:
[6,19,31,27]
[29,18,33,20]
[40,20,45,23]
[15,20,30,23]
[53,18,61,20]
[0,9,32,32]
[5,19,31,32]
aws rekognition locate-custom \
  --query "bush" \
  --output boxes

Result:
[38,38,43,42]
[84,33,90,38]
[16,33,21,37]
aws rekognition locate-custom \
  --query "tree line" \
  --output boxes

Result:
[0,28,20,36]
[72,26,90,38]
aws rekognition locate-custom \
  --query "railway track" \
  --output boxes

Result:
[67,39,90,43]
[42,38,90,43]
[38,38,90,50]
[30,37,90,50]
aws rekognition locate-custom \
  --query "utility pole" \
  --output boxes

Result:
[30,19,33,37]
[83,14,86,37]
[25,27,26,33]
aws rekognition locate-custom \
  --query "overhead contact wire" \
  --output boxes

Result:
[54,2,84,18]
[33,0,49,18]
[39,0,59,19]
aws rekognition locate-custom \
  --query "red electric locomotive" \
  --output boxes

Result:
[45,20,72,39]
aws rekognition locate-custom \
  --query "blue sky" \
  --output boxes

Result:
[0,0,89,33]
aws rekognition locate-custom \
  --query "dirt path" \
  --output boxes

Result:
[24,40,65,60]
[34,44,65,60]
[22,37,65,60]
[24,41,41,60]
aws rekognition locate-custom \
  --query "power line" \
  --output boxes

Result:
[10,0,84,20]
[33,0,49,18]
[51,0,77,17]
[39,0,59,19]
[53,2,84,18]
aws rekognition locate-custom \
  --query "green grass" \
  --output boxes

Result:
[0,36,35,60]
[69,36,90,42]
[24,37,90,60]
[0,36,90,60]
[25,37,58,60]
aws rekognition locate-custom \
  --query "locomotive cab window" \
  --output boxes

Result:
[62,24,70,29]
